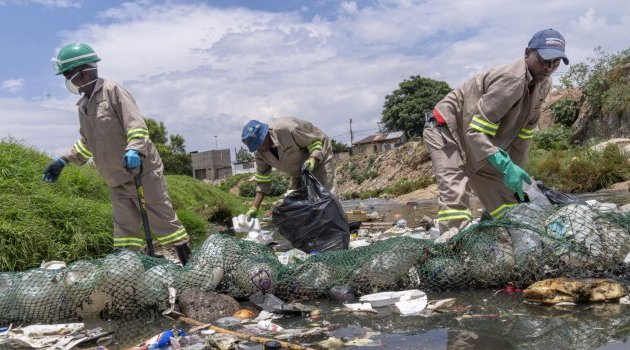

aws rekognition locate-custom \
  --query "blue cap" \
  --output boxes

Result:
[528,28,569,65]
[241,120,269,152]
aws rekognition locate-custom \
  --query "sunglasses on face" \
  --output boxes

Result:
[534,51,561,69]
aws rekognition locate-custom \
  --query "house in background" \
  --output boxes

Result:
[233,160,256,175]
[351,131,406,155]
[190,149,233,180]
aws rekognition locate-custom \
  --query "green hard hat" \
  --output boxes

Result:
[51,43,101,75]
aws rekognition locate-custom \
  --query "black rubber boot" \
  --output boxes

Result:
[174,243,191,266]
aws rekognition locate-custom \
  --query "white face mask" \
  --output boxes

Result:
[65,68,97,95]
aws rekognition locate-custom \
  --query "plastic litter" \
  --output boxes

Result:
[394,296,428,315]
[40,261,66,270]
[585,200,618,212]
[257,320,284,332]
[232,214,260,233]
[0,323,112,349]
[427,298,457,311]
[137,328,185,349]
[213,317,243,327]
[250,291,315,314]
[343,303,376,313]
[276,249,310,265]
[522,180,552,207]
[264,340,282,349]
[395,219,407,228]
[359,290,425,308]
[233,215,274,245]
[349,239,370,249]
[537,182,584,205]
[428,227,440,239]
[327,285,358,303]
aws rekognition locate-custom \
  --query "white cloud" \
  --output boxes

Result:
[340,1,358,15]
[2,0,80,7]
[4,0,630,156]
[2,79,25,93]
[0,97,78,156]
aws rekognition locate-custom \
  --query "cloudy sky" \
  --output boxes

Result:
[0,0,628,158]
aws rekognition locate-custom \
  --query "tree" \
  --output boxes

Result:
[145,118,168,144]
[145,117,192,175]
[169,134,186,154]
[235,146,254,163]
[381,75,451,138]
[331,139,350,153]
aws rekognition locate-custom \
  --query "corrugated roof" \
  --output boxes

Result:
[353,131,404,145]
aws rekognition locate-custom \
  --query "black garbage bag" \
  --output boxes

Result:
[272,171,349,253]
[536,182,584,205]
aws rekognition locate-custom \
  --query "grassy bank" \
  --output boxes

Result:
[340,176,434,200]
[0,139,247,271]
[527,139,630,192]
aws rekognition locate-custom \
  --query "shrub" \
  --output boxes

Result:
[237,171,290,197]
[548,97,580,127]
[533,126,572,150]
[239,181,256,197]
[528,144,630,192]
[176,209,208,245]
[349,157,379,185]
[270,172,290,196]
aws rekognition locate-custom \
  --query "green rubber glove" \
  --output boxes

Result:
[487,150,532,202]
[246,206,259,219]
[301,157,318,173]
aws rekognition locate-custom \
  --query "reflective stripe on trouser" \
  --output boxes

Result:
[110,168,189,249]
[423,125,472,233]
[467,165,518,220]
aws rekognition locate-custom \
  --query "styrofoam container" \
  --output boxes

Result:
[394,297,428,315]
[359,290,426,307]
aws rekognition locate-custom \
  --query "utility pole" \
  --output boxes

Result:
[349,118,354,156]
[349,118,354,145]
[214,135,218,149]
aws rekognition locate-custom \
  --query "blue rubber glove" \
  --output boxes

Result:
[487,150,532,202]
[43,157,66,182]
[123,149,142,169]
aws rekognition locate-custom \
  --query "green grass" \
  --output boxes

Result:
[527,143,630,192]
[218,173,252,192]
[0,139,248,271]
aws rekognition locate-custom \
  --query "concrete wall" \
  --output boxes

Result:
[191,149,233,180]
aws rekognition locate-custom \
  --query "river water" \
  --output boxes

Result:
[93,190,630,349]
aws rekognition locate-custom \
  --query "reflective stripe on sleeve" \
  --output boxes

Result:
[255,173,272,183]
[307,140,323,153]
[470,116,499,137]
[126,128,150,142]
[74,139,93,160]
[517,127,535,139]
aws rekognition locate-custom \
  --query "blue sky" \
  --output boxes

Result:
[1,0,629,157]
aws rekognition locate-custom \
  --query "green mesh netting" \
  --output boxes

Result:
[1,203,629,326]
